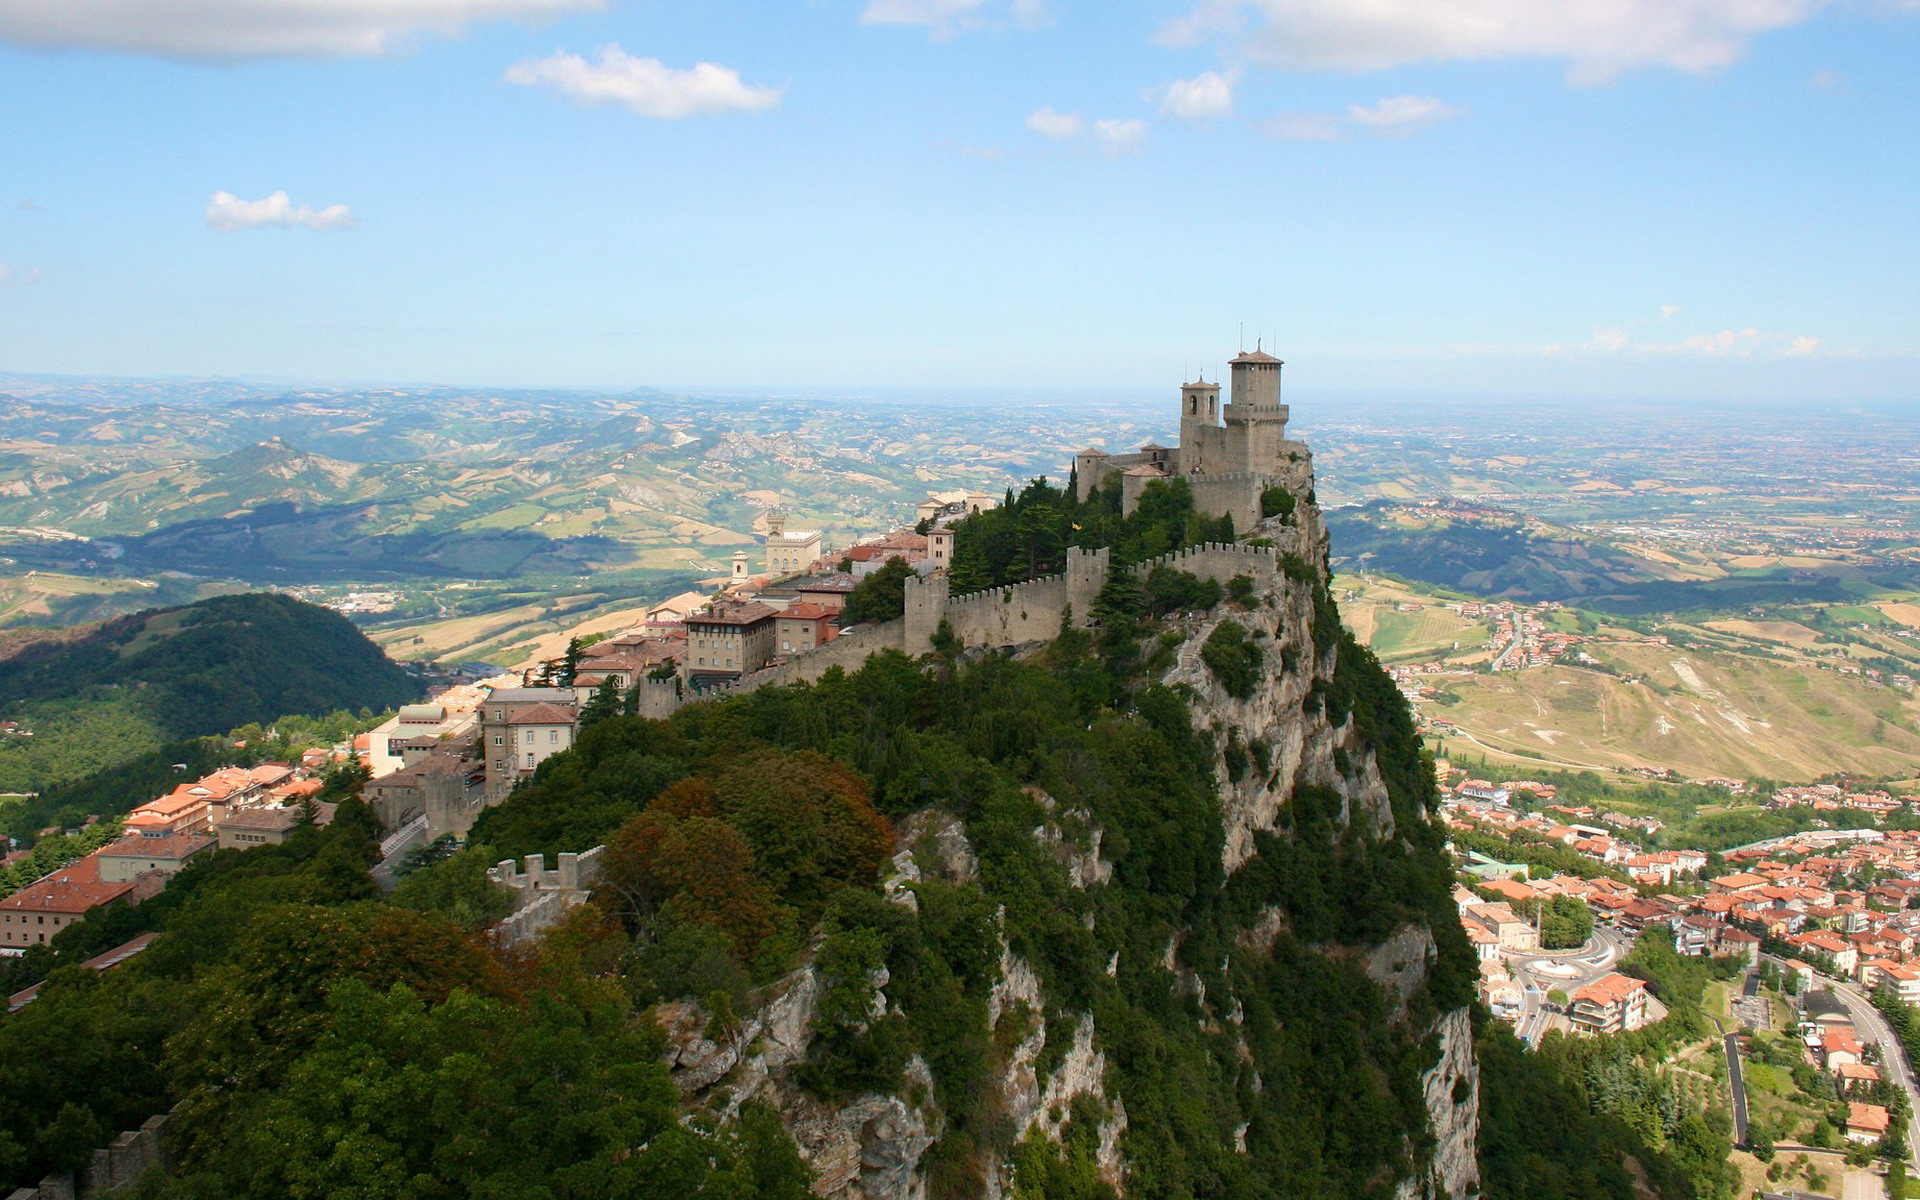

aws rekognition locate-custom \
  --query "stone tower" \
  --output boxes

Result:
[1177,373,1223,473]
[1223,342,1287,474]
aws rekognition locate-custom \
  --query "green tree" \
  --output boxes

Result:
[842,557,916,626]
[581,674,622,727]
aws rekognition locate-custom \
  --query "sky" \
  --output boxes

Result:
[1,0,1916,401]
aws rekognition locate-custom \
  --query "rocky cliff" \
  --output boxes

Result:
[652,493,1483,1199]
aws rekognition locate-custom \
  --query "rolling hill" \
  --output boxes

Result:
[0,592,418,792]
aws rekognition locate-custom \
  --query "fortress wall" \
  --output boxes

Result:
[13,1107,182,1200]
[631,677,684,720]
[727,617,909,691]
[1185,471,1266,531]
[1131,540,1280,588]
[939,573,1070,648]
[487,847,602,948]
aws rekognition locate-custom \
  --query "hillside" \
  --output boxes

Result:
[0,592,417,791]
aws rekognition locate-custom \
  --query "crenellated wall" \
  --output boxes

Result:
[653,539,1289,716]
[488,848,604,947]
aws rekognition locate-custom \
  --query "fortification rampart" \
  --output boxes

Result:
[648,539,1291,718]
[1129,540,1278,587]
[7,1108,178,1200]
[488,848,604,947]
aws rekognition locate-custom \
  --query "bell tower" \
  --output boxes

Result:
[1178,372,1221,473]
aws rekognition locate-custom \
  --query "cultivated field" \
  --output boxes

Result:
[1433,644,1920,781]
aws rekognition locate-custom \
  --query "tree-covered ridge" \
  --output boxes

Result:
[940,474,1239,593]
[0,593,417,792]
[450,550,1481,1197]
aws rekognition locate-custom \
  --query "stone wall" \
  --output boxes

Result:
[6,1109,176,1200]
[489,848,604,947]
[654,541,1284,718]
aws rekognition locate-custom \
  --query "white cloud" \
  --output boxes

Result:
[1258,94,1462,140]
[1025,106,1084,139]
[0,264,41,286]
[1092,118,1148,156]
[205,190,356,232]
[1347,94,1464,135]
[860,0,1046,36]
[505,45,784,119]
[1573,311,1821,357]
[1260,111,1343,141]
[1158,0,1818,84]
[1150,70,1237,120]
[0,0,599,60]
[1681,327,1820,356]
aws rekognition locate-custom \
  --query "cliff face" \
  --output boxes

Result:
[656,493,1481,1199]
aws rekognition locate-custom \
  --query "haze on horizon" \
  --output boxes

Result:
[1,0,1915,401]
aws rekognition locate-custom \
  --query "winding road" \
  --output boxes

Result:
[1509,927,1634,1045]
[1819,972,1920,1168]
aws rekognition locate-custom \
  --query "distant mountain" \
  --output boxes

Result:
[0,593,418,792]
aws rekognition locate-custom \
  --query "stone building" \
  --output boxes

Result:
[479,687,579,802]
[95,833,214,883]
[764,510,824,576]
[365,747,481,836]
[683,599,778,688]
[1072,344,1313,530]
[774,602,837,657]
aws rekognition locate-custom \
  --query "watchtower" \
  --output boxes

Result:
[1223,341,1288,473]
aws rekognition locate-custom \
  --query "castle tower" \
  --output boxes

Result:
[765,509,787,538]
[1178,373,1222,473]
[731,551,750,581]
[1224,341,1288,473]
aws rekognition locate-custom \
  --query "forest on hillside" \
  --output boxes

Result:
[0,593,417,792]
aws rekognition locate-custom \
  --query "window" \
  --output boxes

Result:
[549,730,559,743]
[493,709,503,721]
[525,753,535,768]
[493,734,504,746]
[781,640,791,652]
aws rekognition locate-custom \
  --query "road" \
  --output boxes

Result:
[1713,1015,1749,1146]
[1510,927,1634,1045]
[1821,973,1920,1168]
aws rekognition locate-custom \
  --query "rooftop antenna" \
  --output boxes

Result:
[1239,323,1244,353]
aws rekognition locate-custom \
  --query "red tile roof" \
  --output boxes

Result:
[0,854,134,915]
[97,833,214,861]
[506,703,579,725]
[1573,973,1646,1006]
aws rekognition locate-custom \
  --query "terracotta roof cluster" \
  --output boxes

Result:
[0,855,134,915]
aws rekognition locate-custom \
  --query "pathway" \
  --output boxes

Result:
[1713,1015,1749,1146]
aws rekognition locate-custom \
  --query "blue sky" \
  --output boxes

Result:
[1,0,1915,400]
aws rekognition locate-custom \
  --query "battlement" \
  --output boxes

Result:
[489,847,603,898]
